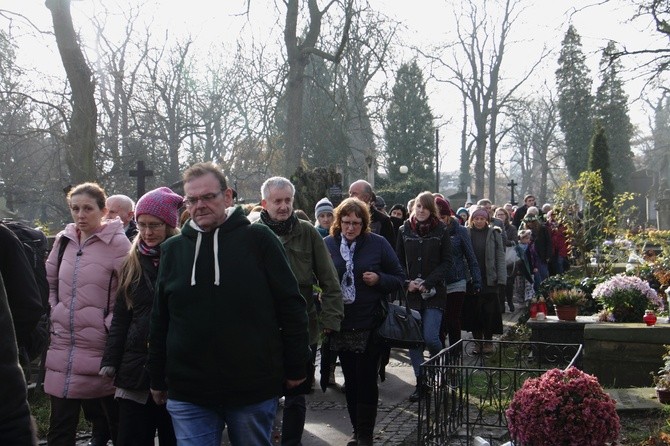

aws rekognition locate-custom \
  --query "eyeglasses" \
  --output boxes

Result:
[183,190,223,207]
[341,220,362,228]
[137,222,166,231]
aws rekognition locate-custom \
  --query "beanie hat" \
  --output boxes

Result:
[470,208,490,221]
[435,197,453,216]
[374,195,386,210]
[314,197,334,219]
[456,207,469,217]
[135,187,183,228]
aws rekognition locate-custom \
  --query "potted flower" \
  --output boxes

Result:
[651,345,670,404]
[506,367,620,446]
[592,274,663,322]
[549,289,586,321]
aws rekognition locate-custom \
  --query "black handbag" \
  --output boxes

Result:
[376,292,424,349]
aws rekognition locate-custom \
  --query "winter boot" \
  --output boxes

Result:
[356,403,377,445]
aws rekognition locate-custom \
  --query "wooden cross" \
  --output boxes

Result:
[507,179,518,205]
[129,160,154,199]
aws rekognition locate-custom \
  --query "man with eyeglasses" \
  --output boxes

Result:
[148,162,309,446]
[257,176,343,446]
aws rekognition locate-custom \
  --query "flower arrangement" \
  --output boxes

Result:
[549,288,586,307]
[592,274,662,322]
[506,367,620,446]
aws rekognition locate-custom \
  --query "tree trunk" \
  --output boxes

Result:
[283,0,352,177]
[488,94,499,202]
[46,0,97,184]
[284,58,308,176]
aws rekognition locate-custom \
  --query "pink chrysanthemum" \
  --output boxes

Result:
[506,367,620,446]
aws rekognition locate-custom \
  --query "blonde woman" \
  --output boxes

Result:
[100,187,183,445]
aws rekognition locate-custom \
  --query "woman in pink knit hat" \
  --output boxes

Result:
[100,187,183,446]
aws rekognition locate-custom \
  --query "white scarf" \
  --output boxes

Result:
[339,236,357,304]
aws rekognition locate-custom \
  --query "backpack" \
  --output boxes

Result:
[2,220,50,361]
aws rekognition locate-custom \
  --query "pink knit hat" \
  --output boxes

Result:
[470,207,490,221]
[135,187,183,228]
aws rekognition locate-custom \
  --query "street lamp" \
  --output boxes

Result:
[399,165,408,175]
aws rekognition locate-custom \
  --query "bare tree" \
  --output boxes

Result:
[91,4,150,190]
[282,0,354,176]
[45,0,97,183]
[339,6,398,184]
[134,38,198,185]
[505,93,564,203]
[426,0,546,201]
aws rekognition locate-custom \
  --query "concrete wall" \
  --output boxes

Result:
[583,324,670,388]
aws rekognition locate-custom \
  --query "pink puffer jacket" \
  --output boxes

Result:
[44,219,131,399]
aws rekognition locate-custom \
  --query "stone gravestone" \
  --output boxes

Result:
[657,152,670,230]
[628,169,654,226]
[657,187,670,230]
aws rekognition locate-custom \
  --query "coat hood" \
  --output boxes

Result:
[181,206,250,286]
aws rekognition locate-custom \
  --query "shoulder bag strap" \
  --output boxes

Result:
[54,237,70,304]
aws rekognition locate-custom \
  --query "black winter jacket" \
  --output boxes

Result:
[102,254,157,391]
[0,272,37,444]
[396,219,453,311]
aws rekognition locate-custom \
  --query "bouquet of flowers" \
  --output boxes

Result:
[592,274,662,322]
[506,367,620,446]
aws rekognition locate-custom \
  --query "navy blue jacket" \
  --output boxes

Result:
[324,233,405,330]
[445,217,482,289]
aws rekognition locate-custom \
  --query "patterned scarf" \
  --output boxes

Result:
[138,239,161,267]
[410,214,440,237]
[339,236,357,304]
[260,209,297,236]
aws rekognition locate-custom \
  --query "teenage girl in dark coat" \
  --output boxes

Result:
[396,192,453,402]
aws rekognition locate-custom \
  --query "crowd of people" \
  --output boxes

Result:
[1,161,573,446]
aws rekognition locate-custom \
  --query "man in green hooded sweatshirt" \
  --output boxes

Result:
[149,162,309,446]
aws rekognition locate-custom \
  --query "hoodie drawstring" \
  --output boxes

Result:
[212,228,220,285]
[190,227,221,286]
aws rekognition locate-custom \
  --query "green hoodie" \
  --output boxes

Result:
[149,206,309,407]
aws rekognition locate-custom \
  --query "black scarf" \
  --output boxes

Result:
[260,209,298,236]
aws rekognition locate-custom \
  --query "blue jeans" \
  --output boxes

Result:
[167,397,277,446]
[409,308,444,378]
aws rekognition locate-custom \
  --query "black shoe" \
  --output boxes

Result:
[409,386,421,402]
[508,303,515,312]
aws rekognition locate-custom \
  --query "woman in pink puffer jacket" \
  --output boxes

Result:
[44,182,131,446]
